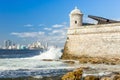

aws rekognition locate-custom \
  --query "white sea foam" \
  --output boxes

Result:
[0,46,72,72]
[0,46,77,78]
[83,72,112,77]
[30,46,63,60]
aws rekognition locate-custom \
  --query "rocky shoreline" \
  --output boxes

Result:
[61,52,120,65]
[1,66,120,80]
[1,58,120,80]
[62,67,120,80]
[61,52,120,80]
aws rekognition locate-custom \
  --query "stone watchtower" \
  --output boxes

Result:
[70,7,83,28]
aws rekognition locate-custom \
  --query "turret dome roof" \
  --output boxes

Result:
[70,7,83,15]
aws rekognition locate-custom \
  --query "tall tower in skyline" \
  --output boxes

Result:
[4,40,12,49]
[69,7,83,28]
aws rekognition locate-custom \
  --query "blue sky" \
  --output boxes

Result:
[0,0,120,47]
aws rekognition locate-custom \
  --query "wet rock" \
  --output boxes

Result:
[63,60,75,64]
[100,77,111,80]
[42,59,54,61]
[89,58,103,64]
[79,57,88,63]
[84,75,99,80]
[73,68,83,80]
[112,74,120,80]
[61,67,83,80]
[61,72,75,80]
[62,50,120,65]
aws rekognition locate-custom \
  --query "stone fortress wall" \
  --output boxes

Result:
[62,7,120,58]
[65,23,120,58]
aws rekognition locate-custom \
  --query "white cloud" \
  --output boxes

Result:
[52,30,61,34]
[11,22,68,47]
[52,24,64,28]
[11,31,45,38]
[24,24,33,27]
[44,28,52,31]
[49,30,61,35]
[47,23,68,36]
[48,30,64,35]
[38,24,46,27]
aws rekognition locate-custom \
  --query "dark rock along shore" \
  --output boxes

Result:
[62,67,120,80]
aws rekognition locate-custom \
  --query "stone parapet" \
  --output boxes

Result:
[68,23,120,35]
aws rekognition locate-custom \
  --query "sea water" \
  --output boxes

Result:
[0,47,75,78]
[0,47,120,78]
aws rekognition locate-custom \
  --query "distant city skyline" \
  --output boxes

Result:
[1,40,47,50]
[0,0,120,47]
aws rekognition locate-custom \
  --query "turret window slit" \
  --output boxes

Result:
[75,21,77,24]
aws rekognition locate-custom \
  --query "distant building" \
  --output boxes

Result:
[16,44,21,49]
[2,40,48,50]
[20,45,27,49]
[28,41,45,50]
[4,40,12,49]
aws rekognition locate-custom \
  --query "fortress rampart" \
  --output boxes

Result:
[62,23,120,58]
[61,7,120,59]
